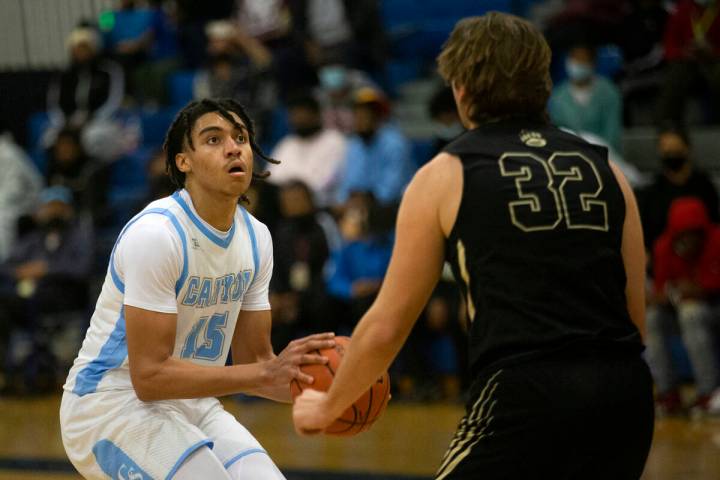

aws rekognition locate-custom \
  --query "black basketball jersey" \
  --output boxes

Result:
[443,119,643,376]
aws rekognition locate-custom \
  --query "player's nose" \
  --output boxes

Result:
[224,136,243,156]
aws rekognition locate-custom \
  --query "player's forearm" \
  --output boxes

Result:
[323,305,409,418]
[131,357,272,401]
[252,384,292,403]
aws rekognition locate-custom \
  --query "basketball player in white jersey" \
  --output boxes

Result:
[60,98,335,480]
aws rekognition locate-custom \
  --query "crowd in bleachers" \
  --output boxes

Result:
[1,0,720,415]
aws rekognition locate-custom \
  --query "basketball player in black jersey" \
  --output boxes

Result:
[293,12,653,479]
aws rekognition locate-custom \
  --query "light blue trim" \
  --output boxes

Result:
[223,448,268,469]
[240,208,259,285]
[73,307,127,396]
[172,191,235,248]
[92,439,151,480]
[75,207,189,396]
[166,439,214,480]
[108,207,189,295]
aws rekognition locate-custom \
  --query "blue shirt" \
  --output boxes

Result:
[326,236,393,300]
[102,8,154,50]
[337,123,415,205]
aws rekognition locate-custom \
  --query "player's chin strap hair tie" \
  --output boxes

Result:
[163,98,280,203]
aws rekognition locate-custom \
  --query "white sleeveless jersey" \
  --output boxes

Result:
[64,190,272,396]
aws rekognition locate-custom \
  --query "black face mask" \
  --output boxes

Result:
[294,124,322,138]
[662,154,688,172]
[358,130,376,143]
[41,216,69,232]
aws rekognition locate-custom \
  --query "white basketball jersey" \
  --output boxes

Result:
[64,190,272,396]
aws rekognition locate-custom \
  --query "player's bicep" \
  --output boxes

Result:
[231,309,273,364]
[372,162,450,326]
[125,305,177,383]
[610,161,646,338]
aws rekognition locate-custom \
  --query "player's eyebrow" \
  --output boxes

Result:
[197,124,248,137]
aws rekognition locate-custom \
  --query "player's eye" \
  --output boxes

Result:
[235,133,246,144]
[207,136,220,145]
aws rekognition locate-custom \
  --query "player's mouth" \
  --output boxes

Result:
[227,160,248,177]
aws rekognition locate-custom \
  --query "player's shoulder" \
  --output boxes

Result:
[121,196,184,240]
[238,207,272,242]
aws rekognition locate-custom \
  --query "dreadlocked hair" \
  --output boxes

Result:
[163,98,279,203]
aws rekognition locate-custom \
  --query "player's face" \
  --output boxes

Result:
[178,111,254,198]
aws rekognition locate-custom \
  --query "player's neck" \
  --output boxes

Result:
[184,185,236,232]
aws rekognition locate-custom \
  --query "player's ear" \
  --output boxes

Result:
[176,153,191,173]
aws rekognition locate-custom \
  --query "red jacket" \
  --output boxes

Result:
[653,197,720,293]
[664,0,720,61]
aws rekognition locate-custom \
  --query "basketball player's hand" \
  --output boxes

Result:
[265,333,335,386]
[292,389,335,435]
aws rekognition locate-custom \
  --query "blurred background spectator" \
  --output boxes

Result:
[427,85,464,156]
[336,88,415,206]
[267,94,347,207]
[0,187,94,393]
[646,197,720,417]
[549,43,623,151]
[638,128,719,250]
[0,130,42,263]
[658,0,720,127]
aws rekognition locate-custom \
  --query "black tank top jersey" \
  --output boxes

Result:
[443,120,643,376]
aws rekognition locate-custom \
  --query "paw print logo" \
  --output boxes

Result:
[520,130,547,148]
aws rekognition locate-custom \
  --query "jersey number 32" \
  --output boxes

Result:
[498,152,609,232]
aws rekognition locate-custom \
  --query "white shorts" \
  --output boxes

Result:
[60,389,272,479]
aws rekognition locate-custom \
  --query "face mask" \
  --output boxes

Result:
[319,66,347,91]
[294,124,322,138]
[566,60,594,82]
[662,154,688,172]
[41,216,69,232]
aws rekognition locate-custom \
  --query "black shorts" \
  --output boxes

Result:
[435,351,654,480]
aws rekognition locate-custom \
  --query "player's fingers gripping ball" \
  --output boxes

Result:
[290,336,391,436]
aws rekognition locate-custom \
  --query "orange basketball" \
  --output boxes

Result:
[290,336,391,436]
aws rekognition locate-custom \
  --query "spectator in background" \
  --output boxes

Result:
[617,0,669,125]
[131,0,181,105]
[234,0,317,98]
[316,63,379,133]
[0,131,42,262]
[0,187,94,390]
[100,0,155,95]
[270,181,334,350]
[646,197,720,417]
[659,0,720,126]
[289,0,386,73]
[428,85,463,157]
[638,128,719,249]
[336,88,415,206]
[174,0,234,68]
[549,43,623,152]
[194,20,275,140]
[268,95,347,207]
[46,128,111,227]
[326,192,394,328]
[45,27,124,149]
[543,0,628,51]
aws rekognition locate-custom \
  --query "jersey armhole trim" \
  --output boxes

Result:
[240,208,260,286]
[108,207,189,297]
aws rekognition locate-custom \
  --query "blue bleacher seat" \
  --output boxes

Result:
[139,107,180,148]
[411,139,434,168]
[168,70,196,107]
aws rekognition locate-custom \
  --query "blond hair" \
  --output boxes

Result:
[437,12,552,125]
